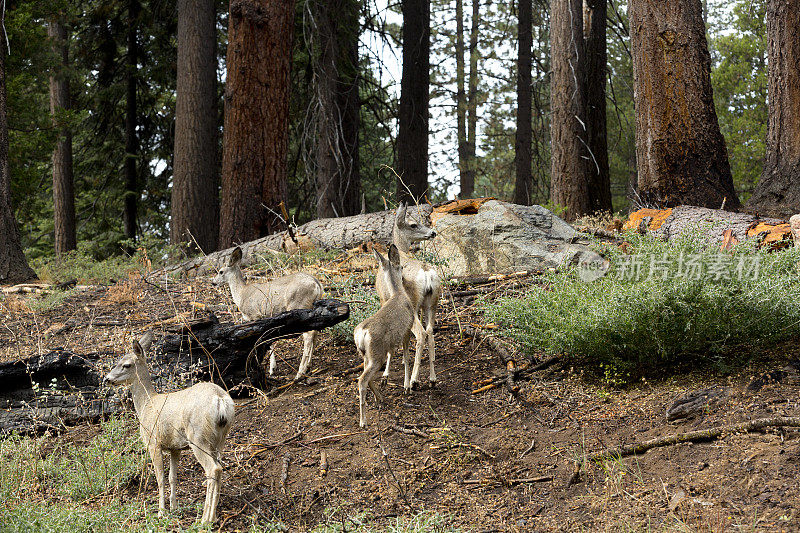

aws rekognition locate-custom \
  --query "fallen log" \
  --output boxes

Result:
[0,300,349,434]
[0,349,121,436]
[152,299,350,392]
[623,206,793,249]
[568,416,800,486]
[162,204,433,278]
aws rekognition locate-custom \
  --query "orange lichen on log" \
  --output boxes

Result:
[747,222,793,249]
[622,208,673,231]
[431,197,495,223]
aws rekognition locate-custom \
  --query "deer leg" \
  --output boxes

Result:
[189,441,222,525]
[294,330,317,380]
[425,302,437,383]
[358,362,374,428]
[402,331,413,393]
[268,346,277,376]
[150,447,166,517]
[382,350,392,379]
[168,450,180,511]
[409,315,425,386]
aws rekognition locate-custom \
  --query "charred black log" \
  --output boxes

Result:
[152,299,350,393]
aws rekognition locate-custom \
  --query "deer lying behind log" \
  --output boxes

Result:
[355,245,416,427]
[376,202,442,387]
[791,215,800,248]
[212,246,324,380]
[104,332,234,525]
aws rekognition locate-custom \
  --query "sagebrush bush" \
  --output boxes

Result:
[481,231,800,380]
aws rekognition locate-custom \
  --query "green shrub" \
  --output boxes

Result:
[328,281,381,343]
[481,232,800,381]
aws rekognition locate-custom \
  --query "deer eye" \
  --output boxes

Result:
[122,363,132,369]
[410,223,418,228]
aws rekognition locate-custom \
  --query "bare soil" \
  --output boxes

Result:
[2,265,799,532]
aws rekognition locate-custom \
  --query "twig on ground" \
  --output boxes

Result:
[568,416,800,485]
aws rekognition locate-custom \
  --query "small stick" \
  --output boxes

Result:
[430,442,495,460]
[390,425,430,439]
[519,438,536,459]
[304,431,360,445]
[319,449,328,477]
[280,452,291,493]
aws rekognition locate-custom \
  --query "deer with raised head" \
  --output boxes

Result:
[376,202,442,389]
[104,332,234,525]
[212,246,324,380]
[354,244,416,427]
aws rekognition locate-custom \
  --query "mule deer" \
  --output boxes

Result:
[791,214,800,248]
[354,245,416,427]
[105,332,234,525]
[212,246,324,380]
[376,202,442,387]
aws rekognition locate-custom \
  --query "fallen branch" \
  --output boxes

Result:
[448,270,541,288]
[569,416,800,485]
[280,452,291,493]
[390,425,430,439]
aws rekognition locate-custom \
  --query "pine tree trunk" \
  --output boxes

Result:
[464,0,479,198]
[171,0,219,252]
[123,0,139,243]
[550,0,591,221]
[396,0,430,202]
[455,0,469,198]
[48,21,76,256]
[746,0,800,219]
[220,0,293,248]
[313,0,361,219]
[0,44,36,283]
[584,0,611,212]
[513,0,533,206]
[629,0,740,210]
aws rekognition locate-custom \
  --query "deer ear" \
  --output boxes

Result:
[388,244,401,266]
[373,248,386,267]
[395,203,407,225]
[132,340,145,359]
[229,247,243,266]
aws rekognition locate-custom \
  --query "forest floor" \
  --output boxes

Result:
[1,255,799,532]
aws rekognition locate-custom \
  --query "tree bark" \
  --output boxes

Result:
[629,0,740,210]
[313,0,361,219]
[746,0,800,219]
[0,41,36,283]
[464,0,479,198]
[48,20,76,256]
[123,0,140,244]
[396,0,430,202]
[584,0,611,212]
[550,0,591,220]
[170,0,219,252]
[455,0,469,198]
[220,0,293,248]
[513,0,533,205]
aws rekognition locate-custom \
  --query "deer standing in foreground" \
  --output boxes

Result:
[212,246,324,380]
[104,333,234,525]
[355,245,416,427]
[376,202,442,389]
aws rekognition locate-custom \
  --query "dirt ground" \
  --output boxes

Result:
[2,264,800,532]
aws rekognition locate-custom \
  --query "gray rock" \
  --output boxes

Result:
[421,200,607,277]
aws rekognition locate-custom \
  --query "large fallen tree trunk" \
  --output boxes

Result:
[622,206,793,248]
[165,204,433,277]
[0,299,349,435]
